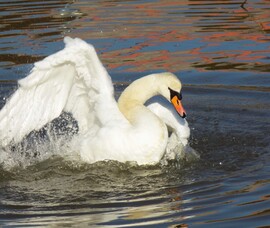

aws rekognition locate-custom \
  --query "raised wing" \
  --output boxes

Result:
[146,96,190,146]
[0,37,122,147]
[146,97,198,163]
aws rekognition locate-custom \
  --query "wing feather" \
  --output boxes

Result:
[0,37,121,146]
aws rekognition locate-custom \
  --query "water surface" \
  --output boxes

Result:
[0,0,270,227]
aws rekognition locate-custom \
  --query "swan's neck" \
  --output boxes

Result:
[117,74,170,164]
[118,75,159,123]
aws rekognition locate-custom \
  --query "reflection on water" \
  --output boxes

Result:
[0,0,270,227]
[1,0,270,83]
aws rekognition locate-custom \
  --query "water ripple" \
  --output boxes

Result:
[0,0,270,227]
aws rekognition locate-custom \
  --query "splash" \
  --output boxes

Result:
[0,112,80,170]
[0,111,199,171]
[0,105,199,171]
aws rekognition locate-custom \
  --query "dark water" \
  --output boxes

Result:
[0,0,270,227]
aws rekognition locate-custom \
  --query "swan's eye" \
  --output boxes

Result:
[179,92,183,100]
[168,88,182,100]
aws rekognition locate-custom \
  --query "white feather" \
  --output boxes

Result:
[0,37,195,165]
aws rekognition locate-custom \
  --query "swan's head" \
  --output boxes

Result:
[158,72,187,118]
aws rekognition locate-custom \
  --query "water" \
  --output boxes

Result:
[0,0,270,227]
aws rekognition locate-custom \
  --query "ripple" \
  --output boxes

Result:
[0,0,270,227]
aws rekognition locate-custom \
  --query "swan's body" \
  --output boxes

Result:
[0,37,192,165]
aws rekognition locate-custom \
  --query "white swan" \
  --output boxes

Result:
[0,37,192,165]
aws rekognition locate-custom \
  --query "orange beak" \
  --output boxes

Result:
[171,95,186,118]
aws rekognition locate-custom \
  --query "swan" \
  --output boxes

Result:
[0,37,192,165]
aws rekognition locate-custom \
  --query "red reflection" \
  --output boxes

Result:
[68,0,270,73]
